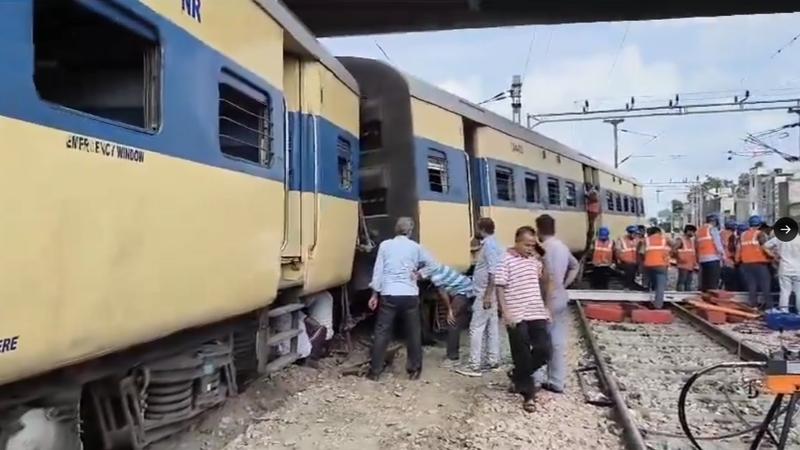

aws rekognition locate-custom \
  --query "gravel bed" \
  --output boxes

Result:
[590,319,800,449]
[215,313,621,450]
[718,321,800,357]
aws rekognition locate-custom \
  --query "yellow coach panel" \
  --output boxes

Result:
[300,194,358,294]
[411,99,464,150]
[475,127,583,180]
[321,68,360,137]
[480,206,588,253]
[602,214,637,238]
[419,201,472,272]
[0,118,283,386]
[140,0,284,88]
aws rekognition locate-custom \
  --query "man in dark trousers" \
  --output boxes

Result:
[367,217,435,381]
[495,226,552,413]
[695,214,724,291]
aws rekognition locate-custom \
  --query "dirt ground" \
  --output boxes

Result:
[152,315,622,450]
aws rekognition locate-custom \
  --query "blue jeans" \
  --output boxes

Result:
[740,263,771,308]
[646,267,667,308]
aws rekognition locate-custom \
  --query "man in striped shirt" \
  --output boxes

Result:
[496,225,552,413]
[417,264,474,366]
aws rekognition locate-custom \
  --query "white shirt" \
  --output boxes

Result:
[764,237,800,277]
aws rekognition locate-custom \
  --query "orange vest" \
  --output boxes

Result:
[696,225,717,259]
[644,234,670,268]
[676,236,697,270]
[592,240,613,266]
[739,229,769,264]
[720,229,734,266]
[617,237,638,264]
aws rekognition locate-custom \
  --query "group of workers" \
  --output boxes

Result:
[589,214,800,311]
[367,215,577,413]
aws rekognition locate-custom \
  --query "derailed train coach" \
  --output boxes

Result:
[341,56,644,271]
[0,0,360,448]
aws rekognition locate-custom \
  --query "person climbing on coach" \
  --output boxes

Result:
[617,225,641,290]
[641,226,671,309]
[367,217,436,381]
[674,225,698,291]
[496,226,552,413]
[416,263,474,368]
[533,214,579,395]
[590,227,614,289]
[736,215,772,308]
[458,217,503,377]
[695,214,724,291]
[720,221,738,291]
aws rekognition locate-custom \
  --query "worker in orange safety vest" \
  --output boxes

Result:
[673,225,698,291]
[695,214,725,291]
[640,226,672,309]
[616,225,641,290]
[590,227,614,289]
[736,215,772,308]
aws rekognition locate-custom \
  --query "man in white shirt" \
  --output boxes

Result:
[763,236,800,312]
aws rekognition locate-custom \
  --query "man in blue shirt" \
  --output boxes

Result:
[417,264,474,366]
[458,217,504,377]
[367,217,435,381]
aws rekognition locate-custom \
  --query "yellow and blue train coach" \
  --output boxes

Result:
[342,57,644,268]
[341,57,473,274]
[0,0,360,448]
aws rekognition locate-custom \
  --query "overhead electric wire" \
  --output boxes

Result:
[522,27,538,78]
[770,30,800,59]
[605,22,631,86]
[374,41,392,63]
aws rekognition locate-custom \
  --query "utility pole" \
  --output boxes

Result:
[510,75,522,125]
[790,106,800,158]
[604,118,625,168]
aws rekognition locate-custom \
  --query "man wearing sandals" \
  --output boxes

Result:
[495,225,553,412]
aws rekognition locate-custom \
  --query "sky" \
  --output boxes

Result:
[321,13,800,217]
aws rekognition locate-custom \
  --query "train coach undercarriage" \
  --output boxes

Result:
[0,297,311,450]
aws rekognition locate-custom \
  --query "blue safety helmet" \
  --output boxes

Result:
[626,225,638,234]
[705,213,719,225]
[748,215,763,227]
[724,220,736,231]
[737,223,749,233]
[598,227,610,239]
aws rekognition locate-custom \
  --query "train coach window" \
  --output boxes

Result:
[337,137,353,191]
[565,182,577,207]
[615,194,622,212]
[623,196,630,213]
[361,120,382,152]
[33,0,161,130]
[606,191,615,211]
[547,177,561,206]
[524,174,540,203]
[427,149,449,193]
[495,166,515,201]
[218,73,273,166]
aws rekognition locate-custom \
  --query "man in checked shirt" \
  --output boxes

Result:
[496,225,553,413]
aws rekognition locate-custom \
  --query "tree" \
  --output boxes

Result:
[657,208,672,220]
[648,217,658,226]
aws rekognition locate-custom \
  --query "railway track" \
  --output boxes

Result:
[576,302,800,450]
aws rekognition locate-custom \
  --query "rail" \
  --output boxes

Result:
[575,300,777,450]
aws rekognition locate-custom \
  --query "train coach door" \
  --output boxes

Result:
[281,56,303,263]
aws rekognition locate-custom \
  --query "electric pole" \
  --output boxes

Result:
[604,118,625,168]
[790,106,800,158]
[510,75,522,125]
